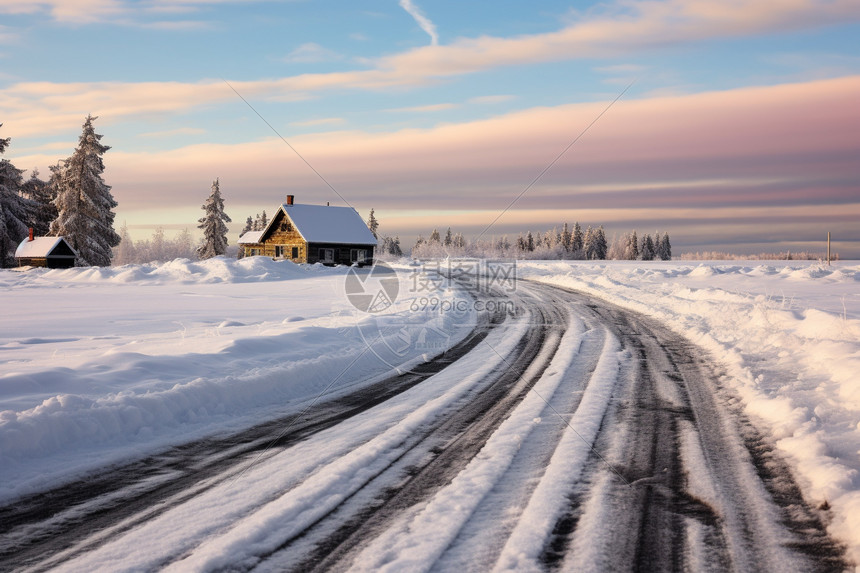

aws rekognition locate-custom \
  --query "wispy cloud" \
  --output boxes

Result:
[9,76,851,214]
[386,103,458,113]
[4,0,860,138]
[0,0,127,24]
[139,127,206,138]
[283,42,342,64]
[8,76,850,251]
[0,0,261,26]
[398,0,438,46]
[289,117,345,127]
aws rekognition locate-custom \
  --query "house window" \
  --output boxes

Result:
[280,221,292,232]
[350,249,367,263]
[275,246,284,258]
[319,248,334,263]
[249,248,259,256]
[291,247,299,259]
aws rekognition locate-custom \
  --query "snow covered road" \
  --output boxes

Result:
[0,277,847,572]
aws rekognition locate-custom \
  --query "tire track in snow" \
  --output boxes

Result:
[287,281,847,572]
[537,288,847,572]
[0,292,509,572]
[178,287,563,572]
[0,281,848,572]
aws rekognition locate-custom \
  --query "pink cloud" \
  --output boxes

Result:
[10,76,859,254]
[51,76,846,206]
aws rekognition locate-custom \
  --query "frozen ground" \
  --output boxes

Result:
[1,257,858,569]
[517,260,860,564]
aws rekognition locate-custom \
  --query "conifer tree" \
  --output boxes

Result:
[583,226,595,259]
[49,116,120,266]
[20,168,56,236]
[429,228,440,243]
[242,216,253,235]
[640,233,655,261]
[659,232,672,260]
[630,230,639,260]
[366,208,379,239]
[444,227,452,246]
[526,231,535,252]
[595,226,608,260]
[572,222,584,254]
[0,125,35,267]
[197,178,232,259]
[562,222,571,252]
[516,234,526,252]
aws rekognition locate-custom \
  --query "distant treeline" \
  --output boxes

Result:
[390,223,672,261]
[679,251,838,261]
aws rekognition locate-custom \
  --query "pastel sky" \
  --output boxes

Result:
[2,0,859,256]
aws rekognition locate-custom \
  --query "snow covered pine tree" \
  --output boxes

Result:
[20,169,56,237]
[0,124,35,267]
[366,208,379,239]
[197,178,231,259]
[50,115,121,267]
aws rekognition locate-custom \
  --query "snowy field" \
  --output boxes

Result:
[1,256,859,566]
[0,257,476,501]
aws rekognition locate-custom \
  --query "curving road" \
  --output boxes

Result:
[0,280,848,572]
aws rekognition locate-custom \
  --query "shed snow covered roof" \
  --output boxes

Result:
[272,203,377,245]
[237,231,264,244]
[15,236,77,258]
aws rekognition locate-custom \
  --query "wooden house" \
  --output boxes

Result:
[238,196,377,265]
[15,230,78,268]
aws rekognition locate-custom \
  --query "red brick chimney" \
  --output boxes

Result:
[286,195,294,206]
[28,228,34,242]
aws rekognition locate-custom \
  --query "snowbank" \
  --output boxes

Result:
[0,257,476,501]
[519,260,860,564]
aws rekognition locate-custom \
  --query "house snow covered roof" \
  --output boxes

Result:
[274,203,377,245]
[15,236,76,258]
[237,231,264,244]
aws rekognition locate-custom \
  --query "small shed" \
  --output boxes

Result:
[238,195,377,265]
[15,231,78,268]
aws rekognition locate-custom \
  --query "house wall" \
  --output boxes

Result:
[253,210,308,262]
[15,257,75,269]
[16,257,48,268]
[307,242,374,266]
